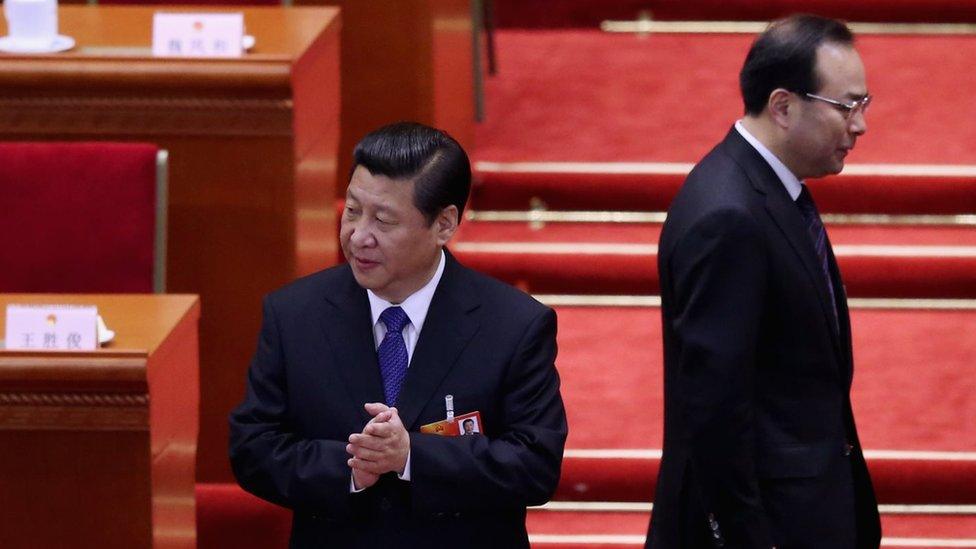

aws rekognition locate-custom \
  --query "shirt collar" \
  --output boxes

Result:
[735,120,803,200]
[367,249,446,333]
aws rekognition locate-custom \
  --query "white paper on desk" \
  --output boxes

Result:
[152,12,244,58]
[5,304,98,351]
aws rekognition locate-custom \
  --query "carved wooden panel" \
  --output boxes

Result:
[0,96,293,137]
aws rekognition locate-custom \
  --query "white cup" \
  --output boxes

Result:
[3,0,58,47]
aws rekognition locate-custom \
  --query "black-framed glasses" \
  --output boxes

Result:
[804,93,872,121]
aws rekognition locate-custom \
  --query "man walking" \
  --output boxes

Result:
[648,15,880,549]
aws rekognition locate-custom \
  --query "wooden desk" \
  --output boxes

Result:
[0,6,340,480]
[0,294,200,549]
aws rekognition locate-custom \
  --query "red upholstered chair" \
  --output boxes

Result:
[196,483,291,549]
[0,142,167,293]
[96,0,277,5]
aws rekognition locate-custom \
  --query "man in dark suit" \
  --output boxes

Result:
[647,15,880,549]
[229,122,567,548]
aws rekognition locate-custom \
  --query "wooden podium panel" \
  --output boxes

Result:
[0,6,341,481]
[0,294,200,549]
[300,0,476,190]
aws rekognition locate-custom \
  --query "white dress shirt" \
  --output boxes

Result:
[366,249,445,364]
[735,120,803,200]
[351,249,446,491]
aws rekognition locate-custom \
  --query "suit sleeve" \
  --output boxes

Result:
[667,208,773,548]
[228,295,356,516]
[408,307,568,513]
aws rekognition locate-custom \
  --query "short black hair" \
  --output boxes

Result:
[351,122,471,226]
[739,14,855,116]
[462,419,474,427]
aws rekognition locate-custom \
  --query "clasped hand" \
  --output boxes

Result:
[346,402,410,490]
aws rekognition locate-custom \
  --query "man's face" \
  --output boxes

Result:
[463,421,474,434]
[788,43,868,179]
[340,166,455,303]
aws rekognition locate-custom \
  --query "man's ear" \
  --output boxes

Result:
[434,205,459,246]
[767,88,793,129]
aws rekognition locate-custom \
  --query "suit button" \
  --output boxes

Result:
[379,497,392,512]
[453,512,461,518]
[844,443,854,457]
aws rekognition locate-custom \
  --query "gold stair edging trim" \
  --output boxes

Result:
[475,160,976,177]
[531,501,976,515]
[561,448,976,460]
[453,242,658,255]
[533,295,976,310]
[600,19,976,36]
[455,241,976,258]
[529,534,976,547]
[466,210,976,226]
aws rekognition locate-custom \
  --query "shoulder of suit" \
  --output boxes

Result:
[687,144,751,186]
[264,262,353,306]
[674,145,762,213]
[449,257,551,318]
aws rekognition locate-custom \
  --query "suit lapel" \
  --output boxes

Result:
[826,239,855,386]
[723,130,845,366]
[321,266,385,424]
[396,252,481,430]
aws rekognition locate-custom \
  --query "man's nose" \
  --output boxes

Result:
[349,221,377,247]
[849,109,867,136]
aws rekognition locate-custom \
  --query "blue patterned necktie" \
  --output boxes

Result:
[795,185,840,334]
[378,306,411,406]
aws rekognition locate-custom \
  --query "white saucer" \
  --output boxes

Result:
[0,34,75,54]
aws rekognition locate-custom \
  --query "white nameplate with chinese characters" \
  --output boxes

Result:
[152,12,244,58]
[5,304,98,351]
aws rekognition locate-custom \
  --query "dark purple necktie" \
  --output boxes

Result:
[795,185,839,334]
[378,306,410,406]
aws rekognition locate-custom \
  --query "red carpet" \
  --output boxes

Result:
[195,483,976,549]
[493,0,976,28]
[476,31,976,165]
[526,508,976,548]
[456,221,976,246]
[551,304,976,503]
[554,305,976,451]
[472,168,976,214]
[451,221,976,297]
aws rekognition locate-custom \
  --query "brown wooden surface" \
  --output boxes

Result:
[0,294,200,549]
[0,6,341,481]
[299,0,476,192]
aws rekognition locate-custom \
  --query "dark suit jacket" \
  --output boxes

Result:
[229,252,567,549]
[646,129,881,549]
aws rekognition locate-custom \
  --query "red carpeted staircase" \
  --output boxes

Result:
[452,219,976,298]
[461,20,976,548]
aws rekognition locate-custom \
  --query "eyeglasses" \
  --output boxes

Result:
[804,93,872,121]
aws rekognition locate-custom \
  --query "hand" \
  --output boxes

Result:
[347,404,392,490]
[347,403,410,477]
[351,467,380,490]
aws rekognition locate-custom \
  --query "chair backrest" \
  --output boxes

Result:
[196,483,290,549]
[96,0,278,5]
[0,142,167,293]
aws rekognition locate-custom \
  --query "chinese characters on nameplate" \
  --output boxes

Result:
[152,12,244,58]
[4,304,98,351]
